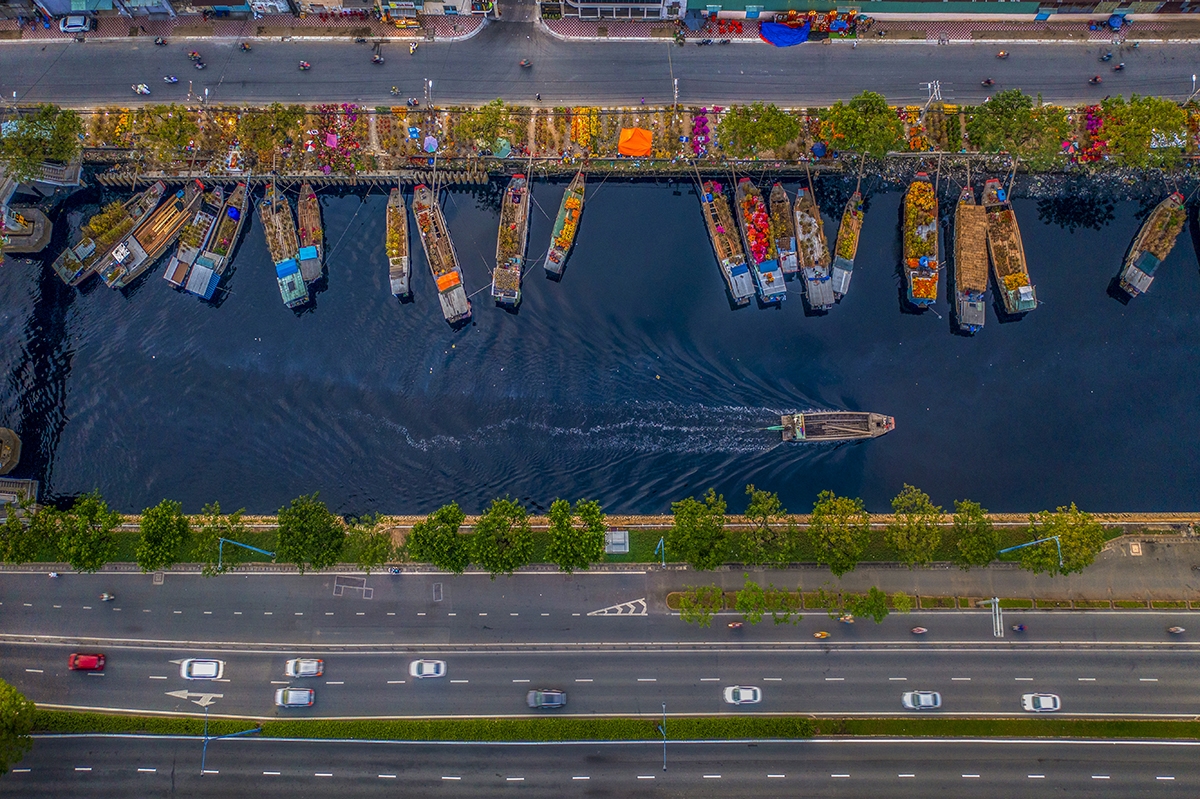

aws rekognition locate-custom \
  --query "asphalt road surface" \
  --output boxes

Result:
[4,736,1197,797]
[1,27,1198,107]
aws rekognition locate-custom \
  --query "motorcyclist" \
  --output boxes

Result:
[100,592,114,601]
[372,54,384,64]
[1168,626,1185,634]
[240,42,251,51]
[981,78,994,86]
[727,621,743,629]
[1012,624,1026,632]
[1089,75,1102,84]
[1113,62,1125,71]
[390,86,399,96]
[154,37,166,46]
[519,59,531,68]
[188,50,201,60]
[410,42,417,54]
[911,627,927,634]
[996,50,1008,59]
[194,61,206,69]
[299,61,311,70]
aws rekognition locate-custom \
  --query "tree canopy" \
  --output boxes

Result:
[1099,95,1188,168]
[668,488,729,571]
[822,91,905,158]
[966,90,1069,169]
[346,513,394,574]
[275,493,345,574]
[0,490,45,564]
[136,498,191,573]
[885,484,943,567]
[740,484,792,566]
[454,99,512,147]
[0,680,35,776]
[0,104,83,183]
[405,502,470,573]
[808,490,871,577]
[471,497,533,578]
[237,103,306,161]
[678,584,724,627]
[57,490,121,573]
[716,103,800,157]
[951,499,999,570]
[1019,503,1108,576]
[138,104,199,163]
[195,502,250,577]
[545,498,607,573]
[845,586,890,624]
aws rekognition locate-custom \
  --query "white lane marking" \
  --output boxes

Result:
[87,672,105,677]
[575,679,593,683]
[12,769,29,773]
[1015,677,1034,681]
[264,612,272,616]
[1093,775,1110,779]
[326,612,334,616]
[831,773,850,778]
[511,613,519,616]
[763,677,782,682]
[263,771,280,776]
[825,677,844,682]
[234,612,242,615]
[450,679,469,683]
[295,613,304,616]
[637,678,656,682]
[479,613,488,616]
[173,611,181,614]
[951,677,971,681]
[23,603,31,607]
[898,773,915,778]
[82,606,92,610]
[542,613,550,616]
[202,769,219,774]
[700,678,720,682]
[637,775,655,780]
[1028,774,1044,779]
[143,609,151,613]
[1078,677,1096,681]
[387,613,396,616]
[204,612,212,615]
[149,676,167,680]
[270,680,288,685]
[138,768,157,773]
[417,613,425,616]
[1140,678,1159,682]
[378,774,396,779]
[767,774,785,778]
[513,679,530,683]
[386,680,406,684]
[315,773,333,777]
[441,776,460,780]
[962,774,980,778]
[506,777,524,781]
[25,669,43,674]
[54,605,61,609]
[1158,776,1175,780]
[356,613,365,616]
[572,776,589,780]
[75,767,91,772]
[889,677,907,681]
[703,774,721,779]
[325,681,344,685]
[448,613,456,616]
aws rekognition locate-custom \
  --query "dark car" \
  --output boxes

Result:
[526,689,566,709]
[68,653,105,671]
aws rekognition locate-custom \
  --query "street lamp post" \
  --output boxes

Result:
[656,702,667,771]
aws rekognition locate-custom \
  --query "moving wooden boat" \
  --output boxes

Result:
[545,171,585,277]
[163,185,224,292]
[386,187,410,298]
[412,183,471,325]
[981,178,1036,314]
[778,411,894,442]
[768,183,798,274]
[794,186,834,311]
[99,179,205,289]
[734,178,786,304]
[1119,191,1185,297]
[953,185,989,333]
[50,181,165,286]
[260,181,308,309]
[492,173,531,307]
[831,191,863,299]
[699,180,754,307]
[903,173,939,308]
[297,181,323,283]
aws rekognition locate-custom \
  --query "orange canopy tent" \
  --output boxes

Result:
[618,127,653,157]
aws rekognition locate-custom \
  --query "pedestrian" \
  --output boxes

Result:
[535,93,541,101]
[852,40,857,49]
[640,97,645,104]
[139,24,147,33]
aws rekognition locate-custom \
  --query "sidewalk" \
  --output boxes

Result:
[0,13,485,42]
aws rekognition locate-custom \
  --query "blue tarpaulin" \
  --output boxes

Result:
[759,20,811,47]
[812,141,827,158]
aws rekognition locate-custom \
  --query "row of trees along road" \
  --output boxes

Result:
[0,487,1105,577]
[679,579,903,628]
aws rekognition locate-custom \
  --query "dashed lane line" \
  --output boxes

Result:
[386,680,406,684]
[450,680,469,684]
[506,777,524,781]
[1158,776,1175,780]
[326,681,344,685]
[149,676,167,680]
[575,679,593,682]
[378,774,396,779]
[767,774,785,778]
[25,669,43,674]
[1028,774,1044,779]
[138,768,156,773]
[962,774,981,778]
[831,773,850,778]
[441,776,461,780]
[1015,677,1034,681]
[315,772,333,777]
[1140,678,1159,682]
[951,677,971,681]
[74,767,91,772]
[572,776,589,780]
[202,769,219,775]
[513,679,530,683]
[637,775,655,780]
[825,677,844,682]
[889,677,907,681]
[637,678,656,682]
[263,771,280,776]
[1093,775,1110,779]
[898,773,915,778]
[703,774,721,779]
[1079,678,1096,682]
[12,769,29,774]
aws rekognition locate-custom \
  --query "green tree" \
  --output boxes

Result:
[1100,95,1187,168]
[678,584,724,627]
[1019,503,1108,577]
[808,586,841,620]
[139,104,199,163]
[545,498,607,573]
[455,99,511,147]
[845,586,890,624]
[275,493,344,575]
[822,91,905,158]
[405,502,469,574]
[135,499,191,573]
[735,576,766,624]
[195,502,250,577]
[808,490,871,577]
[237,103,306,160]
[57,490,121,573]
[0,491,48,564]
[346,513,394,574]
[668,488,729,571]
[951,499,999,570]
[764,584,801,625]
[0,679,36,776]
[741,484,792,566]
[0,104,83,183]
[890,591,913,614]
[471,497,533,578]
[716,102,800,157]
[966,90,1070,168]
[885,484,943,567]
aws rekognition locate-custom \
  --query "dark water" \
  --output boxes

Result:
[3,178,1199,515]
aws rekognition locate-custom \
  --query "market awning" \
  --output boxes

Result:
[760,20,811,47]
[683,9,704,30]
[618,127,652,157]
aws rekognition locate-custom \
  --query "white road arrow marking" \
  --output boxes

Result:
[165,689,224,707]
[587,598,647,616]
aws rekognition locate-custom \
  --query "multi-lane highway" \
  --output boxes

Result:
[4,736,1197,797]
[0,25,1198,107]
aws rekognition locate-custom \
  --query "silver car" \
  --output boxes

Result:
[274,687,314,708]
[180,659,224,680]
[723,685,762,705]
[409,659,446,678]
[527,689,567,709]
[901,690,941,710]
[285,658,324,678]
[1022,693,1061,712]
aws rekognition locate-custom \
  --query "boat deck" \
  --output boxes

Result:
[134,181,203,262]
[955,200,989,293]
[205,182,248,274]
[261,188,299,266]
[780,412,894,442]
[794,189,830,271]
[769,184,798,274]
[386,188,410,296]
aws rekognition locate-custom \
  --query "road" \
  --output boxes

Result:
[4,736,1197,797]
[1,25,1198,107]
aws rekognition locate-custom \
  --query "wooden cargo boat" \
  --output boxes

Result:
[954,186,989,333]
[545,171,585,277]
[260,181,308,309]
[831,192,863,299]
[778,411,894,442]
[1119,191,1185,297]
[699,180,755,307]
[412,183,471,325]
[50,181,165,286]
[768,183,798,274]
[794,186,834,311]
[386,187,410,298]
[163,185,224,292]
[903,174,939,308]
[99,179,205,289]
[734,178,786,304]
[296,182,323,283]
[981,178,1036,314]
[181,181,249,301]
[0,428,19,475]
[492,173,531,307]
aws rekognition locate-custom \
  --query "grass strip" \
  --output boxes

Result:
[33,711,1200,742]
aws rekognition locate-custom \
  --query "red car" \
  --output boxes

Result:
[68,653,105,671]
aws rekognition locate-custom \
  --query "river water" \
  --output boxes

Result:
[2,177,1198,515]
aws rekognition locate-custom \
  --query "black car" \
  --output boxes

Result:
[526,689,566,709]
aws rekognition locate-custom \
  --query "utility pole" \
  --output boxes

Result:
[656,703,667,771]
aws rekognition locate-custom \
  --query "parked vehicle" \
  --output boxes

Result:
[59,14,93,33]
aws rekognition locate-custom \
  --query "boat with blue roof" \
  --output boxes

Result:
[734,178,786,304]
[1119,191,1185,298]
[260,181,308,309]
[698,179,754,306]
[297,181,323,284]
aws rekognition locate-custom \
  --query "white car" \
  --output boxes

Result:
[274,687,314,708]
[723,685,761,705]
[180,659,224,680]
[901,690,941,710]
[1022,693,1061,712]
[58,15,93,33]
[285,658,324,678]
[409,659,446,678]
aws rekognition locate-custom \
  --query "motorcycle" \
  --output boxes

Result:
[1168,626,1186,635]
[697,39,713,46]
[727,621,743,629]
[996,50,1008,59]
[519,59,532,68]
[154,37,167,46]
[1113,62,1125,71]
[911,627,928,635]
[1100,51,1113,62]
[163,75,178,83]
[1011,624,1026,632]
[194,61,206,70]
[718,39,731,45]
[981,79,994,87]
[354,37,367,44]
[1089,76,1102,85]
[48,572,59,578]
[388,567,401,575]
[812,631,830,639]
[410,42,418,54]
[100,592,115,602]
[240,42,251,52]
[390,86,399,96]
[372,54,384,64]
[188,51,201,61]
[407,98,420,107]
[299,61,311,71]
[132,84,150,95]
[839,614,855,624]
